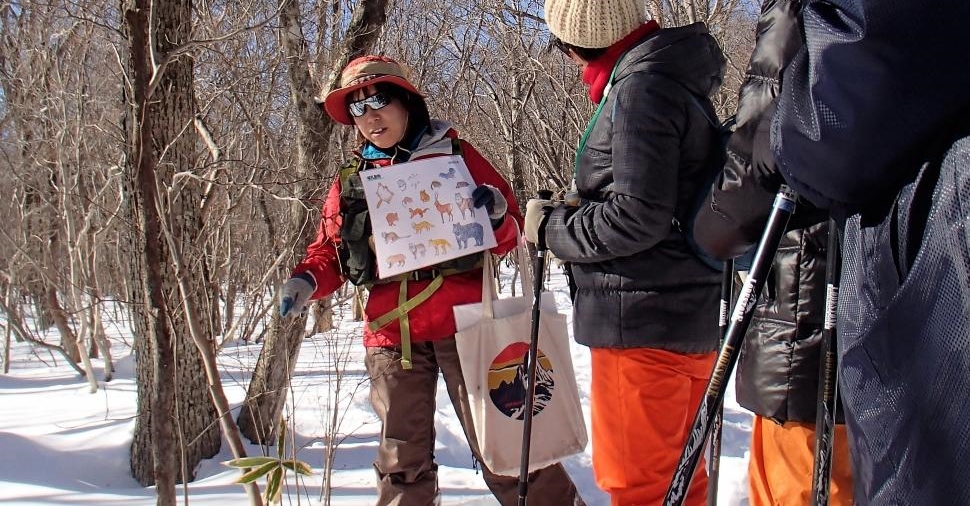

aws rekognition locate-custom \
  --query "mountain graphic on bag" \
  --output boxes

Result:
[453,250,588,476]
[487,342,554,419]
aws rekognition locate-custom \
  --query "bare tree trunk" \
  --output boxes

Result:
[91,293,114,381]
[238,314,308,444]
[44,286,81,364]
[122,3,178,499]
[237,0,390,445]
[2,284,10,373]
[123,0,221,499]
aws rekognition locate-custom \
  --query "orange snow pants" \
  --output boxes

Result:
[590,347,716,506]
[748,416,854,506]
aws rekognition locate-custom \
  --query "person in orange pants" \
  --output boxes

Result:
[591,348,716,506]
[748,418,854,505]
[524,0,728,504]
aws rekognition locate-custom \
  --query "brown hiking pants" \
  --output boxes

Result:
[365,338,585,506]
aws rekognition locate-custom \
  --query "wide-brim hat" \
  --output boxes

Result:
[320,55,423,125]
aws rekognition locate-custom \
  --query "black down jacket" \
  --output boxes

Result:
[692,0,832,423]
[545,23,725,352]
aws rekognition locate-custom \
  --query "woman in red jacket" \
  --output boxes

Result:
[277,55,583,506]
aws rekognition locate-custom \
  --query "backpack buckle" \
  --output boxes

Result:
[409,269,440,281]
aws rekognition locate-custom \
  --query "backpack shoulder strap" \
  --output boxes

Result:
[338,157,365,187]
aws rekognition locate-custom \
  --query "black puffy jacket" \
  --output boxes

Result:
[692,0,833,423]
[545,23,725,352]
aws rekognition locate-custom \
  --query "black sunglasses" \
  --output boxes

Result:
[348,92,392,117]
[548,36,570,56]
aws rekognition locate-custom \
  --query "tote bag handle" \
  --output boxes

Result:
[479,222,535,319]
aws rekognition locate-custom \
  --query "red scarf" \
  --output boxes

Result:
[582,21,660,103]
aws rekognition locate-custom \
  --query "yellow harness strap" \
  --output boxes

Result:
[367,275,444,369]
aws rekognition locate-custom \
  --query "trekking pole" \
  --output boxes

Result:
[664,186,797,506]
[707,258,735,506]
[518,190,554,506]
[811,218,843,505]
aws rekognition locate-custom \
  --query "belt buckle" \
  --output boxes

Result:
[409,269,439,281]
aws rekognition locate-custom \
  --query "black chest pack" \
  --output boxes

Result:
[336,138,482,286]
[674,94,755,271]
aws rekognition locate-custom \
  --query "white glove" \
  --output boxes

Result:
[278,273,316,318]
[524,198,554,246]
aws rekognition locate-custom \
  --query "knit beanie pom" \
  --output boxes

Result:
[544,0,647,49]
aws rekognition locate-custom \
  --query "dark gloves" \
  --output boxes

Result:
[471,185,508,225]
[278,272,316,318]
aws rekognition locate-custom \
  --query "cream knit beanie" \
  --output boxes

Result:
[544,0,646,49]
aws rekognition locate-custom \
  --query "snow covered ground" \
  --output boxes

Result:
[0,264,753,505]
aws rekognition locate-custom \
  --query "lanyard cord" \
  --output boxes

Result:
[573,53,628,175]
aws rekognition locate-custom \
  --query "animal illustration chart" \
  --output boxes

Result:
[360,155,497,279]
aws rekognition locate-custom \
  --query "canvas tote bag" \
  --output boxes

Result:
[453,245,587,476]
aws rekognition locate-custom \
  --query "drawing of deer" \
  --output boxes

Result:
[434,198,454,223]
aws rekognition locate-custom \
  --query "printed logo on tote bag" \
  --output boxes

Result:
[487,342,555,420]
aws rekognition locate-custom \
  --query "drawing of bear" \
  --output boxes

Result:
[453,222,485,249]
[385,212,399,227]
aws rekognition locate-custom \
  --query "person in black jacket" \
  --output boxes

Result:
[770,0,970,504]
[525,0,725,503]
[692,1,854,504]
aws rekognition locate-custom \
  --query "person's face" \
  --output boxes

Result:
[565,49,588,71]
[552,39,589,72]
[349,85,409,149]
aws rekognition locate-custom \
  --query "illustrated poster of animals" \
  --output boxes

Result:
[359,155,497,279]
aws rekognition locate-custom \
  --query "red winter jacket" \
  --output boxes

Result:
[292,121,523,347]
